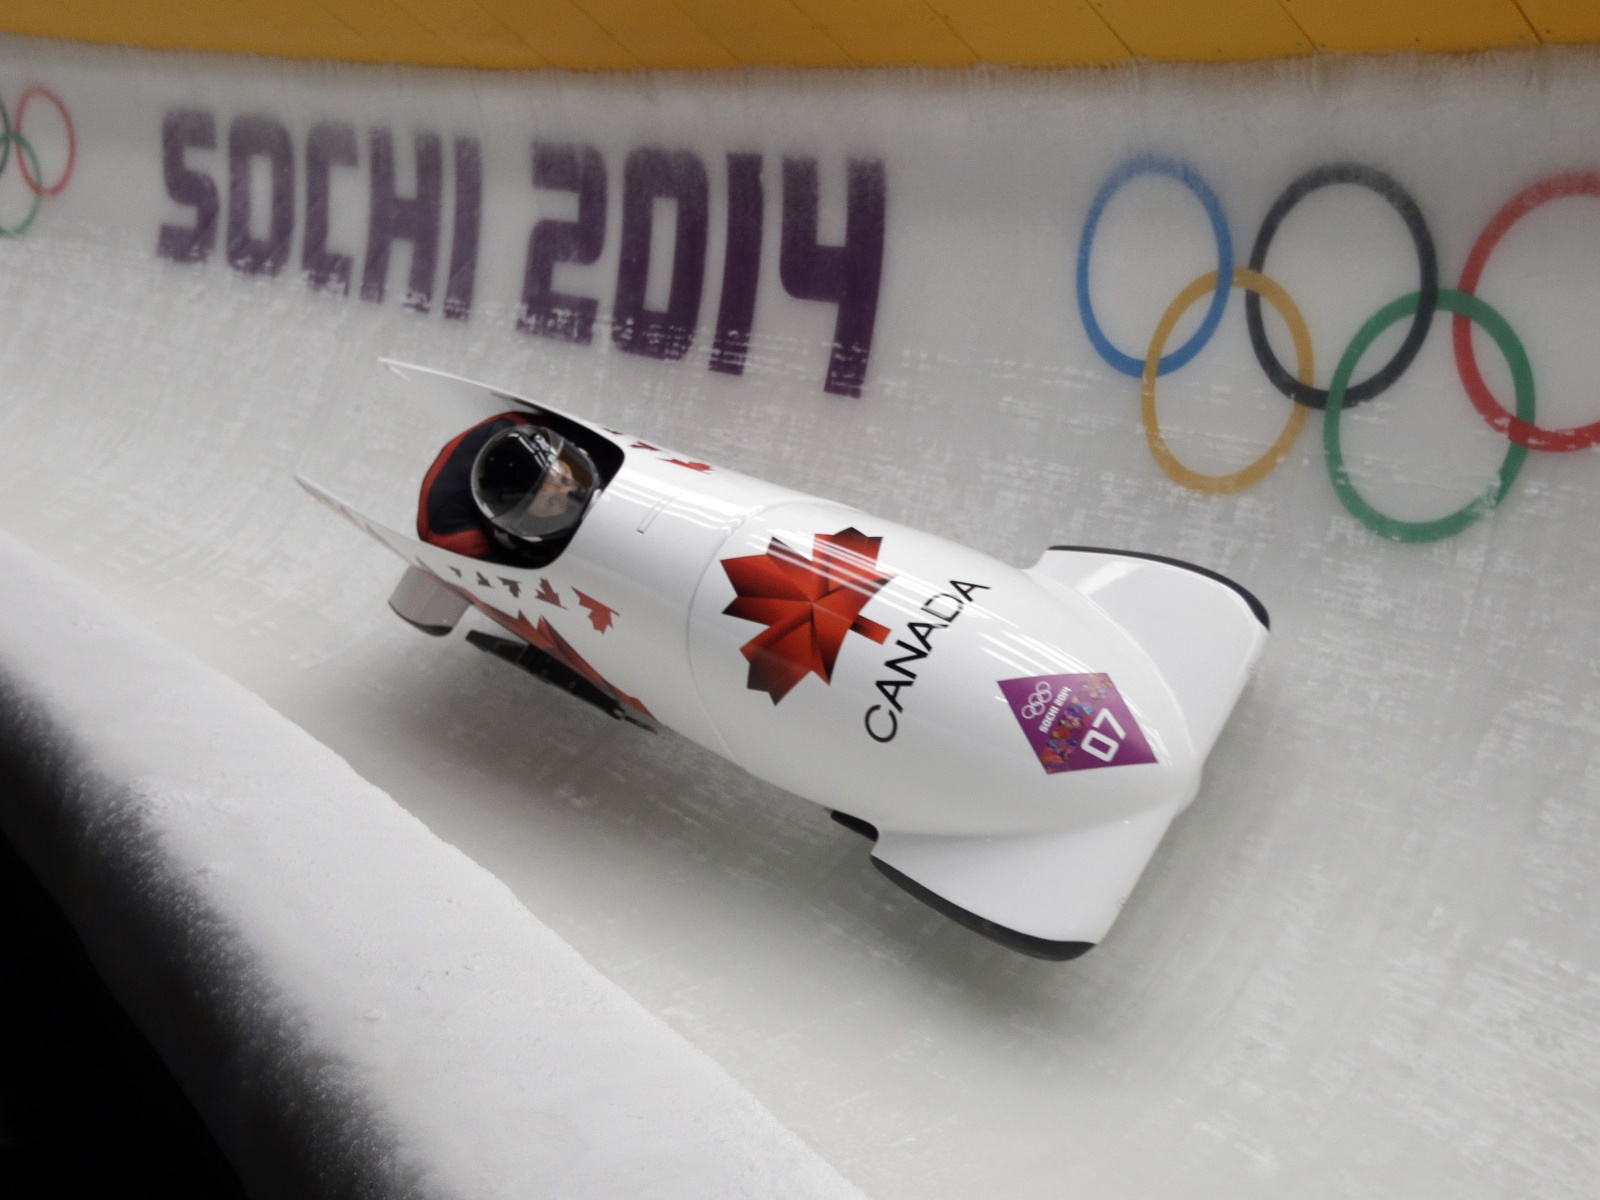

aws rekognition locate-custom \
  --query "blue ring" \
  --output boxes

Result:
[1076,155,1233,377]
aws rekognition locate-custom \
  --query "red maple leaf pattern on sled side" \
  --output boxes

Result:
[720,527,893,703]
[574,589,617,633]
[460,591,652,718]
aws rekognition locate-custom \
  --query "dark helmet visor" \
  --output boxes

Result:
[470,425,597,543]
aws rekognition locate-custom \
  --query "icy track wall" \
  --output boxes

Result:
[2,33,1600,1200]
[0,532,866,1200]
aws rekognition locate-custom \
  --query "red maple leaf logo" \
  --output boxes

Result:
[721,527,893,703]
[665,458,712,473]
[534,577,564,608]
[574,589,617,634]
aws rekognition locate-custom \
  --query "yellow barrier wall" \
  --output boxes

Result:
[0,0,1593,69]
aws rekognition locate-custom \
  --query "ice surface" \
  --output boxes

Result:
[0,34,1598,1200]
[0,531,867,1200]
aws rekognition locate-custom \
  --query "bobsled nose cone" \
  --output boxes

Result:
[869,806,1178,954]
[1027,546,1269,758]
[830,812,1095,957]
[871,857,1095,960]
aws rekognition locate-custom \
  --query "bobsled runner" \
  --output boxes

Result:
[299,361,1268,960]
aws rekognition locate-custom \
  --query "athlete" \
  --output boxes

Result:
[417,413,599,562]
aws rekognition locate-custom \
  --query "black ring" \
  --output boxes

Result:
[1245,162,1437,411]
[0,96,10,180]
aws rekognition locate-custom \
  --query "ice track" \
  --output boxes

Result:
[2,35,1600,1200]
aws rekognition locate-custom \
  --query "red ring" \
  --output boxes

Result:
[1455,172,1600,452]
[15,85,75,198]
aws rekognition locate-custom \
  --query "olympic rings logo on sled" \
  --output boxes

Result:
[1077,154,1600,544]
[0,85,76,238]
[1020,680,1056,721]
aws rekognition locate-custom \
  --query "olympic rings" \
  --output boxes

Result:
[0,134,44,238]
[15,86,74,197]
[1076,153,1600,544]
[1020,680,1054,721]
[1454,172,1600,452]
[0,85,73,239]
[1077,155,1233,378]
[1324,289,1534,544]
[1142,267,1311,494]
[1246,162,1437,412]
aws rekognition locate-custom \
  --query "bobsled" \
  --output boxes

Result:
[299,362,1268,959]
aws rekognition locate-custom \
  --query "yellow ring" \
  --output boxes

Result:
[1141,267,1312,495]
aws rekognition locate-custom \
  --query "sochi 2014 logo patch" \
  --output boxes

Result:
[999,673,1156,775]
[720,527,892,703]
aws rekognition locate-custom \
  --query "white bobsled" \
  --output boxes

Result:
[299,362,1268,959]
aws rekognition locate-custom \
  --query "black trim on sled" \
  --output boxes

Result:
[829,811,879,841]
[466,630,653,730]
[1047,545,1270,631]
[870,858,1095,962]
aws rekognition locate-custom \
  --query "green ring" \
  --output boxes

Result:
[0,132,43,238]
[0,95,11,180]
[1324,288,1535,543]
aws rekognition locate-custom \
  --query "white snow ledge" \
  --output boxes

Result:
[0,531,865,1200]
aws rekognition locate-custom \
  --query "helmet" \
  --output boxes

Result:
[470,424,598,546]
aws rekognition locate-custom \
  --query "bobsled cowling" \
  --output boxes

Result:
[299,362,1267,959]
